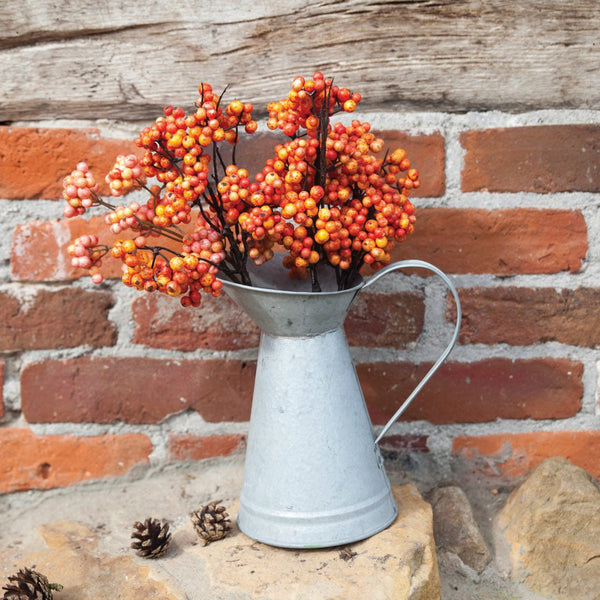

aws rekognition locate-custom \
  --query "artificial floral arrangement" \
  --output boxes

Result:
[62,72,419,303]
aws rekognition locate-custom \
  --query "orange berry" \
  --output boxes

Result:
[314,229,330,244]
[169,256,185,271]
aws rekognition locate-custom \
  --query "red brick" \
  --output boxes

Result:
[132,294,260,351]
[0,428,152,493]
[390,208,587,274]
[21,356,255,424]
[346,291,425,348]
[11,217,123,281]
[0,288,116,351]
[233,130,445,197]
[447,286,600,347]
[0,127,139,199]
[16,209,586,290]
[167,433,246,461]
[358,358,583,425]
[461,125,600,193]
[452,431,600,480]
[375,131,446,197]
[11,215,195,282]
[0,361,4,418]
[132,290,425,351]
[21,355,583,426]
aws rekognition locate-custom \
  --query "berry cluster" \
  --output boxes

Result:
[267,72,361,138]
[67,234,106,284]
[62,73,419,304]
[105,154,146,196]
[62,162,99,217]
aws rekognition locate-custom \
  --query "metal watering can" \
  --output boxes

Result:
[220,259,461,548]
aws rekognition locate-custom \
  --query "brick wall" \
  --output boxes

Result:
[1,112,599,493]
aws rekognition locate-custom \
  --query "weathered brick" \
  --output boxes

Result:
[21,356,583,426]
[233,130,445,197]
[358,358,583,425]
[461,124,600,193]
[0,428,152,493]
[21,356,255,424]
[132,290,425,351]
[346,291,425,348]
[15,206,585,289]
[11,217,123,281]
[376,130,446,197]
[132,294,260,351]
[11,215,194,282]
[0,126,443,203]
[0,126,139,199]
[447,286,600,347]
[452,431,600,480]
[167,433,246,461]
[390,208,587,274]
[0,288,116,351]
[0,361,4,418]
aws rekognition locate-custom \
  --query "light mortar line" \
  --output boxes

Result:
[24,418,250,438]
[378,413,600,447]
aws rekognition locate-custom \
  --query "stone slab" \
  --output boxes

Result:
[0,458,440,600]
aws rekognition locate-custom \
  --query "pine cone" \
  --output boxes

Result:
[2,567,63,600]
[190,500,231,544]
[130,518,171,559]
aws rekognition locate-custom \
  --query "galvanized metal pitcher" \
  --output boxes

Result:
[220,259,461,548]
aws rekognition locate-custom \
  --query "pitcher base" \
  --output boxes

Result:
[237,489,399,549]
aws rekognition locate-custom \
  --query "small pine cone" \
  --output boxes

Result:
[130,518,171,559]
[190,500,231,545]
[2,567,63,600]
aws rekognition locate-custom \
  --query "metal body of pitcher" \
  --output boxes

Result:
[221,259,461,548]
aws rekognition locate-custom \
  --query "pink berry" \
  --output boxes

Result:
[65,184,78,198]
[124,155,137,168]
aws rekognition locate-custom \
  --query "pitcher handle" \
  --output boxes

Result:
[359,259,462,445]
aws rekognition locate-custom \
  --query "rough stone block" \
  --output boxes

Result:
[494,456,600,599]
[428,483,491,574]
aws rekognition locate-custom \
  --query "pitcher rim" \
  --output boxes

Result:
[218,273,365,297]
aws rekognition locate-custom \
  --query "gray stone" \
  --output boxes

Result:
[494,456,600,600]
[428,483,491,573]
